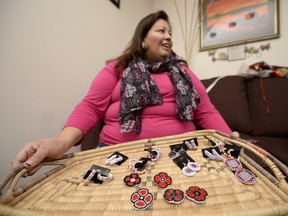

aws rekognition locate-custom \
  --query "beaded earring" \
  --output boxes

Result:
[182,162,196,177]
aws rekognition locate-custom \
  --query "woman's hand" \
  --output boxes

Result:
[12,127,83,176]
[230,131,240,139]
[12,137,70,175]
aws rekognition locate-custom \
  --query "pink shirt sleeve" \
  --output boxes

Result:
[185,66,232,134]
[64,61,119,135]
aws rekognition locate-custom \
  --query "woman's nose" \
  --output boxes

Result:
[165,32,172,40]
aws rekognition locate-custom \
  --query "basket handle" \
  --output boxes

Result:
[0,164,27,193]
[0,153,74,203]
[214,130,288,192]
[215,130,288,177]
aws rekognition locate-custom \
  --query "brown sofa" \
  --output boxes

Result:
[201,75,288,172]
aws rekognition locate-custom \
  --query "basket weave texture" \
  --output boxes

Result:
[1,130,288,216]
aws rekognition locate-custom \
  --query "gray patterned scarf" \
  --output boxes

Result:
[119,53,200,133]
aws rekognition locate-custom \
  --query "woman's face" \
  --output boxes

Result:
[143,19,172,62]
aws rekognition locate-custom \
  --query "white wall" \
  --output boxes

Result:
[0,0,152,180]
[154,0,288,79]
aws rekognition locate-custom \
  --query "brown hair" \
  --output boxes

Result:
[107,10,187,70]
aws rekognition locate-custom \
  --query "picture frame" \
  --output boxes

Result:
[110,0,120,9]
[199,0,280,51]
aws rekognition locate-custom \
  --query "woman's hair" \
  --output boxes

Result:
[107,10,187,69]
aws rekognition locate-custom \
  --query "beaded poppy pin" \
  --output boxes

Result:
[130,188,153,210]
[163,189,185,204]
[123,173,141,188]
[153,172,172,189]
[186,186,208,204]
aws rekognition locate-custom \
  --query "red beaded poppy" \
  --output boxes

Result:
[186,186,208,204]
[130,188,153,210]
[123,173,141,188]
[153,172,172,189]
[163,189,185,204]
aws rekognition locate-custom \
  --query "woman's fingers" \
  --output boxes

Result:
[230,131,240,139]
[26,165,43,176]
[24,144,50,168]
[12,141,40,168]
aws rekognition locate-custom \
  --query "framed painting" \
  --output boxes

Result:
[199,0,279,51]
[110,0,120,9]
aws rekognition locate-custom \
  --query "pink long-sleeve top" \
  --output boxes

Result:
[64,60,232,145]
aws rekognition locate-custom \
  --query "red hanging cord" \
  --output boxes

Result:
[259,70,271,115]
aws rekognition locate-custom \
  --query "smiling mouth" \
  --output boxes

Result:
[161,44,171,51]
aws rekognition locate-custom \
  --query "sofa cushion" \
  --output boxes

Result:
[201,76,252,133]
[252,136,288,167]
[246,77,288,137]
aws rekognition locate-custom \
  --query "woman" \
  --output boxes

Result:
[13,10,238,174]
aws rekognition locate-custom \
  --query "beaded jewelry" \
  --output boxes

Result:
[145,147,162,162]
[186,186,208,204]
[187,162,201,171]
[184,140,197,150]
[128,159,147,175]
[130,188,153,210]
[163,189,185,204]
[97,173,113,182]
[204,150,216,160]
[153,172,172,189]
[212,149,224,161]
[123,173,142,188]
[224,158,242,171]
[235,168,256,185]
[83,169,97,186]
[106,155,123,165]
[182,166,196,176]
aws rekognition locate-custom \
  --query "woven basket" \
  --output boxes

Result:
[1,130,288,216]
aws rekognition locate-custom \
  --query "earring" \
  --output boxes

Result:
[190,140,197,150]
[84,169,97,186]
[212,149,223,161]
[184,141,193,150]
[168,149,177,159]
[187,161,201,171]
[97,173,113,182]
[108,156,123,165]
[105,154,117,165]
[128,159,146,175]
[185,140,197,150]
[204,150,216,160]
[182,162,196,177]
[141,42,146,49]
[128,159,138,171]
[146,147,162,162]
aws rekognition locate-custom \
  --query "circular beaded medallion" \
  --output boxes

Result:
[235,168,256,185]
[224,158,242,171]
